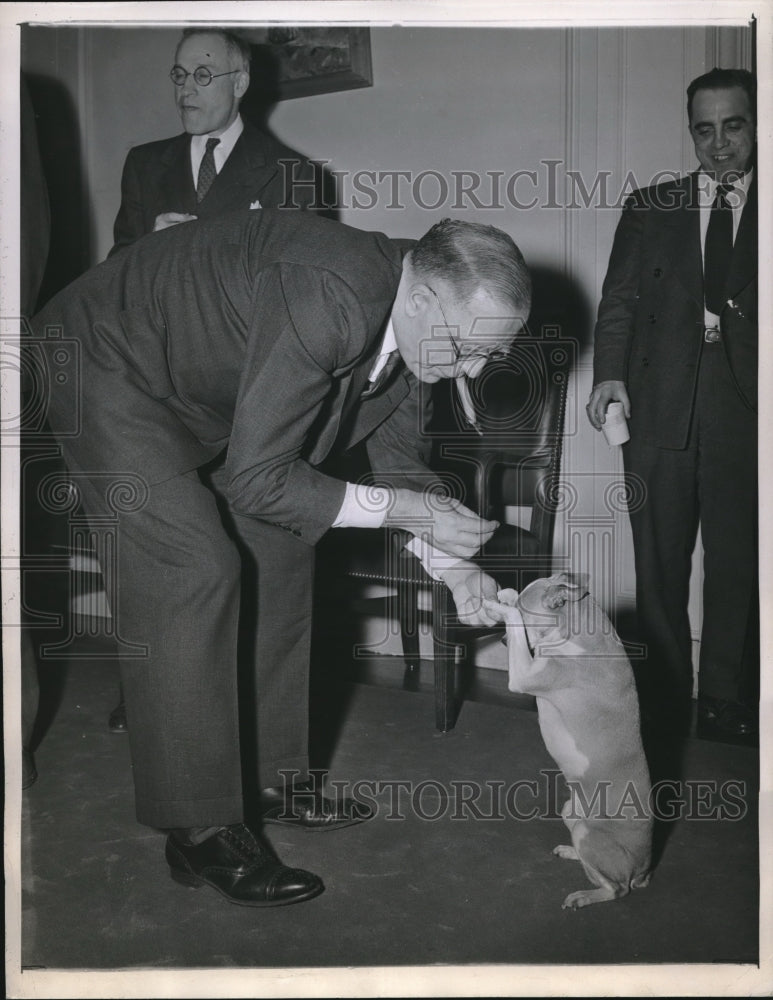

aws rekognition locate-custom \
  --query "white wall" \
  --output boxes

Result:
[21,22,753,661]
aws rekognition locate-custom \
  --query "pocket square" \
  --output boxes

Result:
[249,199,262,210]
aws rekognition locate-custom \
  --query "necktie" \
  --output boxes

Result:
[704,183,734,314]
[196,137,220,203]
[360,351,404,399]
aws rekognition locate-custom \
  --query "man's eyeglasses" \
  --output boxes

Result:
[170,65,240,87]
[427,287,510,379]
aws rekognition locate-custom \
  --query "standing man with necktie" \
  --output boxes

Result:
[587,68,758,745]
[109,27,321,256]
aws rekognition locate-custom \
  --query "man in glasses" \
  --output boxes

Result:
[34,210,530,907]
[109,28,320,256]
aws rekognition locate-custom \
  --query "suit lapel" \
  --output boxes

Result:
[198,125,280,215]
[662,173,703,306]
[306,357,412,465]
[337,369,412,453]
[306,348,381,464]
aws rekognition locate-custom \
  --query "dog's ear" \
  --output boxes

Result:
[565,572,590,597]
[542,574,590,608]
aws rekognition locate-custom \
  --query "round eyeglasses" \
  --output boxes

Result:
[170,65,240,87]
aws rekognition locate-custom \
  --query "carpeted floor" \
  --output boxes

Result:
[17,639,760,979]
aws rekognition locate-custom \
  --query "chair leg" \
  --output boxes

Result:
[399,580,421,692]
[432,581,458,732]
[433,658,456,732]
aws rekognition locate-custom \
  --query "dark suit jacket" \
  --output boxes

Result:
[110,121,320,255]
[36,210,433,545]
[593,173,757,449]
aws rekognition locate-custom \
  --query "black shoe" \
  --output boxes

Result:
[259,779,374,830]
[697,696,758,745]
[108,699,128,733]
[165,823,324,906]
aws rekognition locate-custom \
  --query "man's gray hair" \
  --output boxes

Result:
[411,218,531,317]
[178,28,252,73]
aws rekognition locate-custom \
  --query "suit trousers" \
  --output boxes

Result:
[75,466,314,829]
[624,340,758,712]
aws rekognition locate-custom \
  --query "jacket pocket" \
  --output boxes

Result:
[117,306,175,399]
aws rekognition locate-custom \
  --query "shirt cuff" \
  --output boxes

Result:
[404,537,465,582]
[332,486,466,583]
[332,482,389,528]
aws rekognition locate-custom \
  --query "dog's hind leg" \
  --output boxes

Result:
[560,820,632,909]
[553,844,580,861]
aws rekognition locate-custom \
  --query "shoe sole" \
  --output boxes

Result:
[262,815,370,832]
[169,867,325,906]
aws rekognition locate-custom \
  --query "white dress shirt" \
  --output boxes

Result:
[190,114,244,188]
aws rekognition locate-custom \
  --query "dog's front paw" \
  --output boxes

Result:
[553,844,579,861]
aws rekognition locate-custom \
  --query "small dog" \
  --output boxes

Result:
[488,572,652,910]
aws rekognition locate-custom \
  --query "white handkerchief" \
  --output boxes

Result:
[249,200,262,210]
[495,589,531,693]
[455,376,482,435]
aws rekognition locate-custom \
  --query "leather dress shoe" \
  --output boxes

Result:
[697,696,758,745]
[165,823,324,906]
[108,699,128,733]
[259,779,374,830]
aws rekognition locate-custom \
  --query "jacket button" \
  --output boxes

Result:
[648,314,656,324]
[642,357,649,366]
[653,268,662,278]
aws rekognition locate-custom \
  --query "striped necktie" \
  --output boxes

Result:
[196,137,220,203]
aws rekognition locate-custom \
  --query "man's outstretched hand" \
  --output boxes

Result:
[439,564,501,626]
[387,490,498,560]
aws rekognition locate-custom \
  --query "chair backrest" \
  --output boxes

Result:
[434,336,570,554]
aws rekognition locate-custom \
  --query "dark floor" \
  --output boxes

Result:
[12,630,762,994]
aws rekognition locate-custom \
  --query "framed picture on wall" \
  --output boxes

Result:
[241,26,373,100]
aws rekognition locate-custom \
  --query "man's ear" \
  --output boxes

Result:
[404,283,433,319]
[235,71,250,100]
